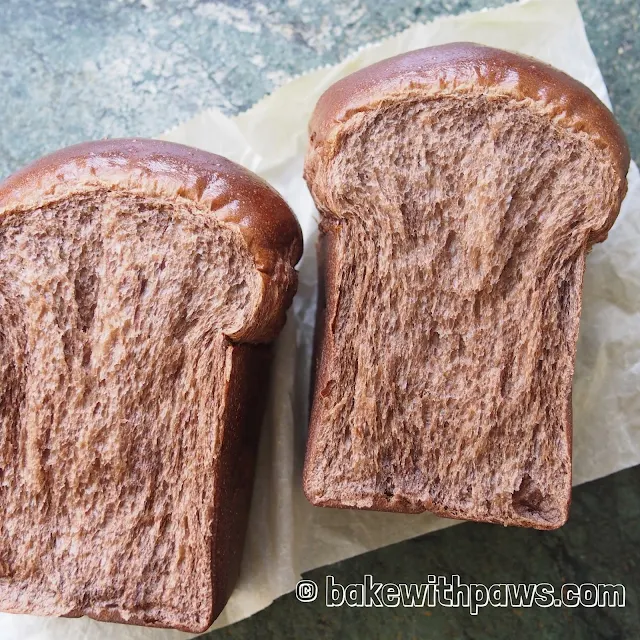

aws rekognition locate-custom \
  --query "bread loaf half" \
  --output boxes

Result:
[303,43,629,529]
[0,139,302,631]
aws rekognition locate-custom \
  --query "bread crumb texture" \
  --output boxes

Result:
[0,191,263,630]
[305,93,625,529]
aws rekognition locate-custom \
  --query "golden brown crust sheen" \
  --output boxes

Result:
[307,42,630,183]
[0,139,303,342]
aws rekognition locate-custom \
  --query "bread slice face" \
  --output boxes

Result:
[0,140,301,631]
[303,43,629,530]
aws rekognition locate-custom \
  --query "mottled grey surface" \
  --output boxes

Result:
[0,0,537,177]
[1,0,637,179]
[579,0,639,161]
[1,1,639,638]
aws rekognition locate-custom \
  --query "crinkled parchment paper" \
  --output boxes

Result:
[3,0,639,637]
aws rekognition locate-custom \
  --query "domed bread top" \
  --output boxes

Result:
[0,138,303,275]
[308,42,629,179]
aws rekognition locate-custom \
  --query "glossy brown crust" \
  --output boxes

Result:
[308,42,630,179]
[0,138,302,282]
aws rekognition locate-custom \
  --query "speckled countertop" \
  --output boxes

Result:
[1,1,639,638]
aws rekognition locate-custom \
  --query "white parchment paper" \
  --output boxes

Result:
[3,0,639,637]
